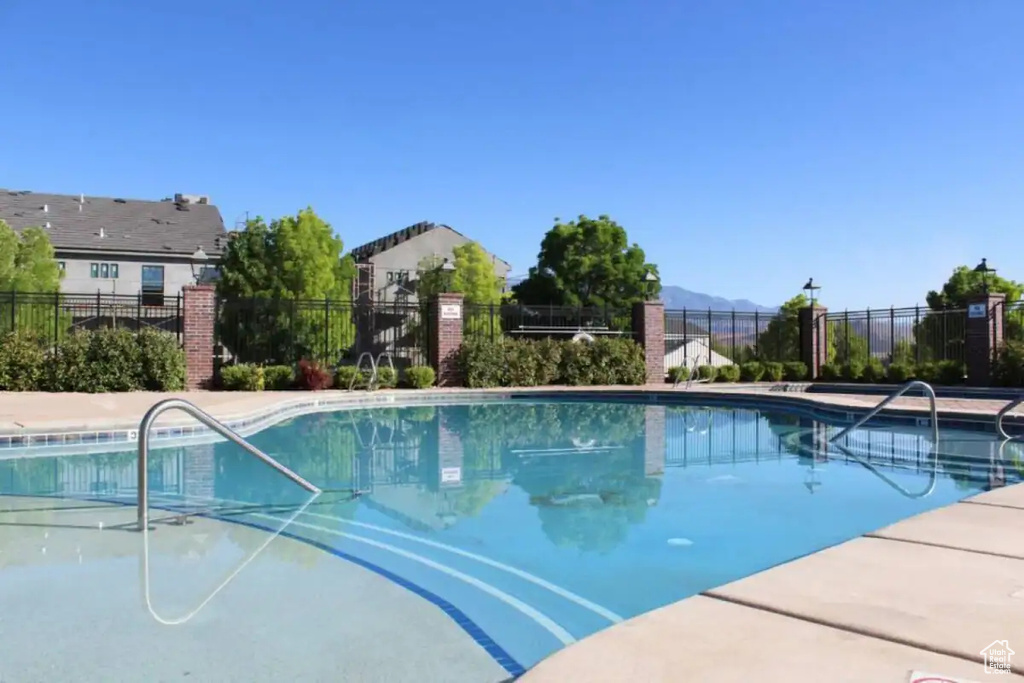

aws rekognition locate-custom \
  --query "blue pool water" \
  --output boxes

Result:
[2,400,1020,671]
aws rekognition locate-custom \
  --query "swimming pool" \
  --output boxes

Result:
[1,399,1019,680]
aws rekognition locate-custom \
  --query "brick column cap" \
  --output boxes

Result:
[183,283,216,292]
[435,292,465,302]
[966,291,1006,305]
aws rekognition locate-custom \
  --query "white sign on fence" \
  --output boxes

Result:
[968,303,987,319]
[440,303,462,320]
[441,467,462,484]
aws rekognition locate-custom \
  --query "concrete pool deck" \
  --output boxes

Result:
[2,386,1023,682]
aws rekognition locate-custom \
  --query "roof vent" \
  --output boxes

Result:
[43,204,48,213]
[175,202,190,212]
[45,221,51,229]
[99,227,105,238]
[114,198,127,204]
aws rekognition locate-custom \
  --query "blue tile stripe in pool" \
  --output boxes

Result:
[1,388,1021,452]
[11,492,526,679]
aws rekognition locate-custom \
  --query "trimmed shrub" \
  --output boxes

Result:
[993,340,1024,387]
[762,361,785,382]
[296,359,332,391]
[914,361,937,383]
[935,360,965,386]
[376,366,398,389]
[782,361,808,381]
[88,328,143,392]
[334,365,362,390]
[221,364,264,391]
[263,365,294,390]
[0,332,46,391]
[458,337,508,388]
[739,361,765,382]
[697,365,717,382]
[47,331,92,392]
[886,362,914,383]
[716,364,741,382]
[594,337,646,385]
[405,365,436,389]
[860,357,886,383]
[558,340,595,385]
[667,365,689,383]
[819,362,842,381]
[840,360,865,382]
[137,329,186,391]
[505,340,544,387]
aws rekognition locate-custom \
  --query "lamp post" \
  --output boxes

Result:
[440,258,456,293]
[190,247,209,283]
[643,271,660,301]
[973,258,995,294]
[802,277,821,307]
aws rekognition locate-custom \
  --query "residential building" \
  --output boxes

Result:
[0,189,226,301]
[349,221,511,304]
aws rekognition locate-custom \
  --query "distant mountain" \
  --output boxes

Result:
[660,286,777,313]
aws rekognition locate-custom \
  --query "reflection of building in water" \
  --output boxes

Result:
[0,450,182,499]
[644,405,666,476]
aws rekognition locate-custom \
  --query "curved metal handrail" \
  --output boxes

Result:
[140,490,318,626]
[137,399,321,531]
[996,396,1024,441]
[350,352,377,391]
[373,352,396,390]
[828,439,938,499]
[673,356,710,390]
[829,381,939,445]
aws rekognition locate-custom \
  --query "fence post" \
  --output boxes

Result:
[632,300,666,384]
[53,292,60,347]
[889,307,895,361]
[799,304,828,379]
[430,293,464,387]
[324,299,330,362]
[915,305,922,364]
[965,292,1005,386]
[183,284,217,390]
[9,290,14,333]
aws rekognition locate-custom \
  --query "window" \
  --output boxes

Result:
[58,262,65,271]
[141,265,165,306]
[89,262,119,279]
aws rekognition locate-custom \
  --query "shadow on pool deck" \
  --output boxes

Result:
[0,497,508,683]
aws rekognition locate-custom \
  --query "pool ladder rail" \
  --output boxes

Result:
[349,352,397,391]
[673,355,712,390]
[135,398,321,532]
[996,395,1024,441]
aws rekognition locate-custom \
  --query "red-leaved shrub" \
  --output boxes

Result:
[296,359,333,391]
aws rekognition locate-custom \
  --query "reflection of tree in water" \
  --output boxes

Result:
[510,449,662,555]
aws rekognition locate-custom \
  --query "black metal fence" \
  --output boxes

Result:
[664,309,798,365]
[463,303,633,342]
[823,306,967,365]
[0,291,183,344]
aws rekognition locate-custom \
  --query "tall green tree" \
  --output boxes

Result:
[915,265,1024,360]
[0,220,66,338]
[756,294,806,362]
[512,215,659,310]
[217,209,356,364]
[415,241,506,343]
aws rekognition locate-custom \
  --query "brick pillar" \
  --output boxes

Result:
[798,305,828,379]
[965,292,1005,387]
[643,405,666,476]
[183,284,216,390]
[632,300,666,384]
[430,293,464,387]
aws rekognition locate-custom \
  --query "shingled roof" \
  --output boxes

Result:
[349,221,511,267]
[0,189,227,256]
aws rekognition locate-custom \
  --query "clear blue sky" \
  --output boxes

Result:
[2,0,1022,310]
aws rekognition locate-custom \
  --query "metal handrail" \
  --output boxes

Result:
[996,396,1024,441]
[828,440,938,499]
[673,356,710,389]
[136,399,321,531]
[829,381,939,445]
[351,352,377,391]
[374,352,396,390]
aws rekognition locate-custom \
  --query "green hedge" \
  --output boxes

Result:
[993,341,1024,387]
[0,329,186,392]
[458,336,646,388]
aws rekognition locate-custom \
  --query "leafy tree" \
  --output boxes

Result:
[0,220,67,339]
[412,242,506,352]
[915,265,1024,361]
[828,320,870,364]
[756,295,806,362]
[512,215,659,310]
[217,209,356,364]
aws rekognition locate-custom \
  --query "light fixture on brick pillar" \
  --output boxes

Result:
[643,271,659,301]
[973,258,995,294]
[190,246,209,283]
[802,277,821,307]
[440,258,456,293]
